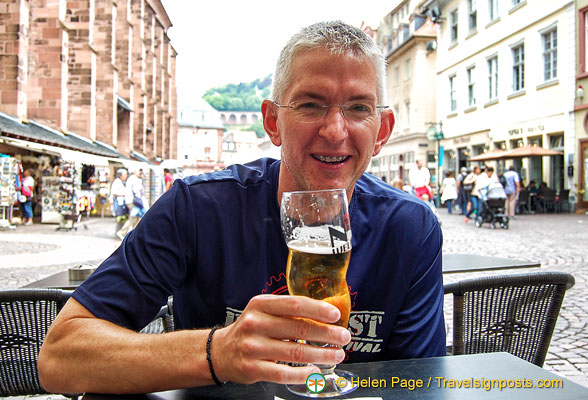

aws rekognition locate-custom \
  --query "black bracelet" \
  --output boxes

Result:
[206,324,224,387]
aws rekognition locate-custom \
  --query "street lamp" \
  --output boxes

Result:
[427,122,444,207]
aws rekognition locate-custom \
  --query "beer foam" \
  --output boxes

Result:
[288,239,351,254]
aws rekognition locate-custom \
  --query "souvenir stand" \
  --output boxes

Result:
[55,162,79,230]
[0,155,18,230]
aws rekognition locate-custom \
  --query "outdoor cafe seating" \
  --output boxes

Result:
[0,271,577,397]
[444,271,575,367]
[0,288,174,397]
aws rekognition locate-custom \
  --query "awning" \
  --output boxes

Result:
[0,136,118,167]
[117,96,133,112]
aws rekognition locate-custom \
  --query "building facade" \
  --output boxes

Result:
[369,0,440,185]
[0,0,178,162]
[422,0,574,192]
[575,0,588,210]
[177,100,225,175]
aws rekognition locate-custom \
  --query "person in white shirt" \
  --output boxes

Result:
[409,159,431,199]
[20,168,35,225]
[110,169,128,235]
[116,168,147,240]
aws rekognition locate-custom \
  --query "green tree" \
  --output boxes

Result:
[246,119,266,138]
[203,74,272,111]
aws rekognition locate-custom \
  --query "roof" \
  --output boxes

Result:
[0,112,123,158]
[178,98,225,130]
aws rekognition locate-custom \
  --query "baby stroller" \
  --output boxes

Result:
[475,182,509,229]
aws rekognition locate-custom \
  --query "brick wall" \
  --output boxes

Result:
[0,0,30,119]
[0,0,177,162]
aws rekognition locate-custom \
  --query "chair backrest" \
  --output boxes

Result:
[558,189,569,202]
[139,296,174,334]
[543,188,556,202]
[518,189,529,203]
[444,271,574,367]
[0,289,73,396]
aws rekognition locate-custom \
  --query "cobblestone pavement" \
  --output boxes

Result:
[1,210,587,399]
[439,208,588,388]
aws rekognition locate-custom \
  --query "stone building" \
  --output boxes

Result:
[370,0,439,185]
[0,0,177,162]
[420,0,574,192]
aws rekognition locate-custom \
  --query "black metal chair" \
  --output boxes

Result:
[516,189,530,214]
[0,288,73,397]
[140,296,175,334]
[556,189,570,213]
[538,188,556,213]
[444,271,575,367]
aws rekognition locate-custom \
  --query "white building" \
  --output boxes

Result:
[422,0,574,190]
[222,131,266,166]
[370,0,439,185]
[177,98,225,175]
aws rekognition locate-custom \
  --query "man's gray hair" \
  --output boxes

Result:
[271,21,387,105]
[116,168,127,178]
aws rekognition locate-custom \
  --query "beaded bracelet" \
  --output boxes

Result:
[206,324,225,387]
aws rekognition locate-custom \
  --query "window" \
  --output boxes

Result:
[393,105,400,133]
[489,0,498,21]
[394,67,400,86]
[450,10,459,42]
[487,56,498,100]
[405,59,411,80]
[512,0,521,5]
[404,101,410,127]
[467,66,476,107]
[468,0,477,31]
[449,75,457,111]
[542,28,557,81]
[512,44,525,91]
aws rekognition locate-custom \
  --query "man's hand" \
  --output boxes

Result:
[212,294,351,385]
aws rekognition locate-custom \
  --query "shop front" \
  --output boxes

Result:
[488,114,568,190]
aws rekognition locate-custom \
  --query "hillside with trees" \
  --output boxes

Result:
[203,75,272,112]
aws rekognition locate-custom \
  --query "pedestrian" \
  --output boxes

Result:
[164,168,173,191]
[440,171,458,214]
[19,168,35,225]
[456,167,469,214]
[109,168,129,235]
[39,21,445,394]
[409,159,432,199]
[464,166,481,222]
[503,165,521,218]
[115,168,147,240]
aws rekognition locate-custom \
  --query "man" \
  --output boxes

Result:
[109,169,128,235]
[39,21,445,394]
[457,166,469,215]
[408,159,431,199]
[503,165,521,217]
[115,168,147,240]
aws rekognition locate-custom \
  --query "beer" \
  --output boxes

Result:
[286,240,351,328]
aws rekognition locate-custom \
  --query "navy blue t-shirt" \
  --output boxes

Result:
[74,158,445,362]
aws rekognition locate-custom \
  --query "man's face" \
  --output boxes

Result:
[262,48,393,200]
[121,172,128,181]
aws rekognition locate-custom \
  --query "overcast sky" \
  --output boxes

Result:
[160,0,392,109]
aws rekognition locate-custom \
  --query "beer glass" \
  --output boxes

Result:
[280,189,357,397]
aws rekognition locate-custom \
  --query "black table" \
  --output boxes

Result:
[22,270,84,290]
[82,353,588,399]
[442,253,540,274]
[24,254,542,291]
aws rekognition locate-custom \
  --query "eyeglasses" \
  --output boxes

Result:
[273,100,388,124]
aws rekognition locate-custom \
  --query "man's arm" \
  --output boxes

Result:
[39,295,350,394]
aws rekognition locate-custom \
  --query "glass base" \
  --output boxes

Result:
[286,369,358,398]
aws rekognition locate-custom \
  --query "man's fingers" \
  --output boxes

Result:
[237,305,351,346]
[249,295,341,323]
[238,334,346,366]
